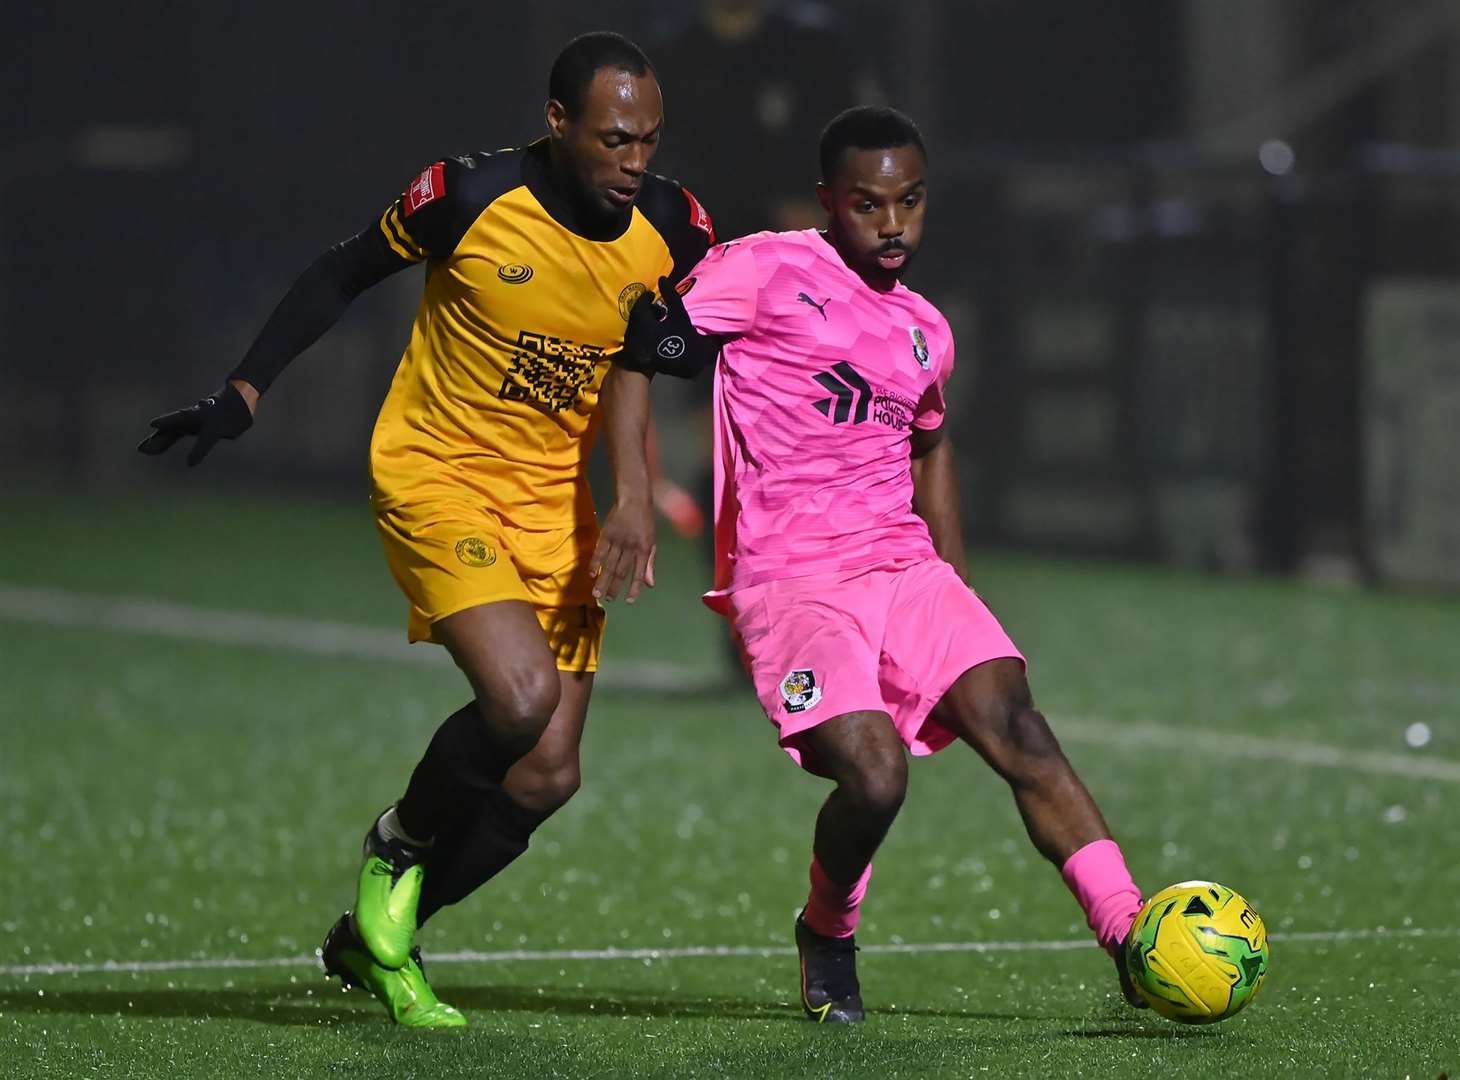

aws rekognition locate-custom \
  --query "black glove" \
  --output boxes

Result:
[137,384,255,466]
[620,275,721,379]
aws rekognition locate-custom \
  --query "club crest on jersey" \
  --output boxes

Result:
[618,281,648,321]
[908,326,931,369]
[780,669,822,714]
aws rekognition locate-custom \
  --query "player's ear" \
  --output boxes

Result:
[545,98,569,141]
[815,181,833,216]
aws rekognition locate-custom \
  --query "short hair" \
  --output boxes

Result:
[819,106,927,182]
[548,32,655,118]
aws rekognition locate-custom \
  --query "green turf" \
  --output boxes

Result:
[2,486,1457,1077]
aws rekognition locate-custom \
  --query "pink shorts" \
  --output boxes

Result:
[725,559,1024,768]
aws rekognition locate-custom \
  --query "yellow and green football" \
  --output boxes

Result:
[1125,880,1269,1023]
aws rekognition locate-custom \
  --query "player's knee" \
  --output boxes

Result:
[476,668,560,749]
[970,703,1065,787]
[956,670,1067,782]
[841,747,908,821]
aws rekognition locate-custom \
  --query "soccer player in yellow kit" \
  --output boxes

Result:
[138,33,713,1027]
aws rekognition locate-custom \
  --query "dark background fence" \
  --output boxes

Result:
[5,1,1458,584]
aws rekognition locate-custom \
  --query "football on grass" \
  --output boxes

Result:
[1125,880,1269,1023]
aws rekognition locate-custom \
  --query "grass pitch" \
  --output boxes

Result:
[1,485,1457,1078]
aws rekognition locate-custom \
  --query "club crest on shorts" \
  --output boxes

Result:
[454,537,498,567]
[780,669,822,714]
[908,326,931,369]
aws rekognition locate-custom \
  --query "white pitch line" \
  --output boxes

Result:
[1057,719,1460,784]
[1,927,1452,979]
[3,583,1458,782]
[0,584,717,694]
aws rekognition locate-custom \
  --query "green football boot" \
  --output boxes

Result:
[352,811,426,969]
[320,913,466,1029]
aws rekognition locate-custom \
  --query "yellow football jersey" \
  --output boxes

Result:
[368,141,714,527]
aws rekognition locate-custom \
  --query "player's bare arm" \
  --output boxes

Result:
[592,366,657,603]
[909,425,968,582]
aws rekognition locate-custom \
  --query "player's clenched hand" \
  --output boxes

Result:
[590,498,657,603]
[621,276,721,379]
[137,382,257,466]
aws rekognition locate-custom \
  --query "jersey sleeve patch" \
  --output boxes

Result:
[683,186,715,244]
[404,162,446,217]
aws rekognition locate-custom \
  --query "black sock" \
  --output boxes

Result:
[395,702,518,843]
[416,786,549,925]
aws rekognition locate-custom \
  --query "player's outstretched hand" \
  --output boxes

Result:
[621,276,720,380]
[590,498,656,604]
[137,383,256,466]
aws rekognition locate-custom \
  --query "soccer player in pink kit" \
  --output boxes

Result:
[620,107,1146,1023]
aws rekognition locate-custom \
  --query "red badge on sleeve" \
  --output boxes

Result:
[404,162,445,217]
[683,187,715,244]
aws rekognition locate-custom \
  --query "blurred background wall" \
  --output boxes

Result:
[4,0,1457,586]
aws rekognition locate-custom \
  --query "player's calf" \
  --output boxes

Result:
[407,667,593,929]
[360,685,558,963]
[788,712,904,1024]
[939,661,1145,997]
[413,786,551,925]
[800,711,908,885]
[503,739,582,816]
[936,660,1102,862]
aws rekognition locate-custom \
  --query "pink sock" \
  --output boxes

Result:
[803,857,872,938]
[1060,839,1143,952]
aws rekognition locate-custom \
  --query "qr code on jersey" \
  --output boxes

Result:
[500,330,606,412]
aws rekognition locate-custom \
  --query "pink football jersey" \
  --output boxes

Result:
[678,229,956,606]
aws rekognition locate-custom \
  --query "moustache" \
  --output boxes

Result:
[875,241,907,254]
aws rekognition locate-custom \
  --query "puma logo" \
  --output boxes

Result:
[797,292,830,320]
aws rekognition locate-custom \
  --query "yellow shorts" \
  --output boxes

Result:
[374,500,605,672]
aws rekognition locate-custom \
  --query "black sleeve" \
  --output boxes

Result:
[390,157,483,259]
[637,174,716,286]
[228,154,500,393]
[227,222,413,392]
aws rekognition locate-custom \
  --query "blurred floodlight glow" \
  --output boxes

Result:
[72,126,193,171]
[1258,139,1296,175]
[1404,722,1432,748]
